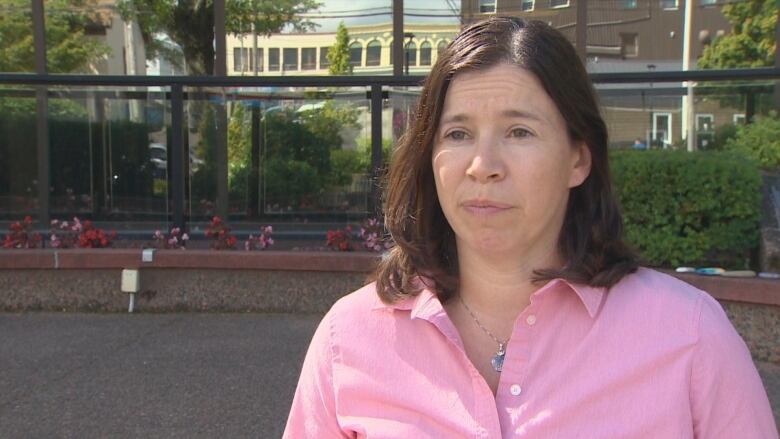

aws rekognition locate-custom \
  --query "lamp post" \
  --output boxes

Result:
[404,32,415,75]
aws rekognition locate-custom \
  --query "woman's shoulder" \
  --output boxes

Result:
[608,267,726,336]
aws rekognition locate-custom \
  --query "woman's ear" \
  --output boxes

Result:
[568,141,592,188]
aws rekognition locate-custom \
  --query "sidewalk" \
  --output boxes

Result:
[1,313,777,437]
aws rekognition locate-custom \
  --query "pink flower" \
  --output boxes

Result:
[181,233,189,241]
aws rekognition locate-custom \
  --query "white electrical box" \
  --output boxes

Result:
[121,269,140,293]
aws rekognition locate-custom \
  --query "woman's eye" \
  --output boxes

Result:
[510,128,531,138]
[445,130,468,141]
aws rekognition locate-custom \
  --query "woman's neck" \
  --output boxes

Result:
[455,242,563,324]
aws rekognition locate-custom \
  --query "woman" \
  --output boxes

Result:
[284,17,777,438]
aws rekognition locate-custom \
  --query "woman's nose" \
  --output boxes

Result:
[465,137,505,183]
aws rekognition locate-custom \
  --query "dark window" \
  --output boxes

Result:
[405,42,417,67]
[550,0,569,7]
[302,48,316,70]
[389,41,393,65]
[255,48,263,72]
[349,42,362,67]
[618,0,637,8]
[620,33,638,57]
[419,41,431,66]
[521,0,535,11]
[660,0,678,9]
[283,48,298,71]
[366,40,381,66]
[437,40,448,56]
[320,47,330,69]
[233,48,252,72]
[268,48,280,71]
[479,0,496,13]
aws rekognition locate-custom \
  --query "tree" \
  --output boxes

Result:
[0,0,109,73]
[116,0,320,75]
[698,0,776,69]
[328,21,352,75]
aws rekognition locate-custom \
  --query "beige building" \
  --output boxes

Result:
[226,22,460,76]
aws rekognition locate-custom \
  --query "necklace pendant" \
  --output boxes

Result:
[491,343,506,372]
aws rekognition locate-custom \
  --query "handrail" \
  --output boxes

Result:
[0,67,779,87]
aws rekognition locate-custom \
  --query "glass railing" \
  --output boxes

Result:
[1,69,778,244]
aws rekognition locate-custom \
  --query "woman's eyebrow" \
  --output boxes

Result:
[440,109,545,126]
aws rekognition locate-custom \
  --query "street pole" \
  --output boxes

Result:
[681,0,695,151]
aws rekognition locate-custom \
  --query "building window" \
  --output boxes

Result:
[268,48,280,71]
[521,0,535,11]
[320,47,330,70]
[652,112,672,148]
[254,48,263,72]
[349,42,362,67]
[283,48,298,71]
[696,114,714,149]
[419,41,432,66]
[301,48,316,70]
[366,40,381,67]
[437,40,448,56]
[550,0,569,8]
[700,0,717,5]
[389,41,394,65]
[733,114,746,124]
[405,42,417,67]
[618,0,637,9]
[620,33,638,57]
[233,48,252,72]
[479,0,496,13]
[660,0,678,9]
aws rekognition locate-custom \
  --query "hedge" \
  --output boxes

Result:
[610,150,761,269]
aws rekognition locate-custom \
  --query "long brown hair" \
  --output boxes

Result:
[374,17,638,304]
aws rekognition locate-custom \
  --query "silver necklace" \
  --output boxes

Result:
[458,295,508,373]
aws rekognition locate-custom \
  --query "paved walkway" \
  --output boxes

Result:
[1,313,777,438]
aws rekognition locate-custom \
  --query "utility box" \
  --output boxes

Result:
[121,269,140,293]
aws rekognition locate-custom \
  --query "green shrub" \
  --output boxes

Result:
[264,158,320,209]
[611,150,761,268]
[724,111,780,168]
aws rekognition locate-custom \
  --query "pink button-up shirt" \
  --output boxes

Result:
[284,268,778,438]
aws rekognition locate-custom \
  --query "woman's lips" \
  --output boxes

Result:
[461,200,513,215]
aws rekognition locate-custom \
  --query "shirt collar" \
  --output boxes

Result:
[372,276,605,319]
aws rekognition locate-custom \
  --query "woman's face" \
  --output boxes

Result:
[431,63,591,261]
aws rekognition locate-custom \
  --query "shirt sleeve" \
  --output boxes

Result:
[283,310,351,439]
[689,293,779,439]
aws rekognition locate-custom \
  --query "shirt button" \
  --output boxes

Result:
[526,315,537,326]
[510,384,522,396]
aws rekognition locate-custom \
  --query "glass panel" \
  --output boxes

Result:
[618,0,638,9]
[349,43,362,67]
[366,41,382,67]
[283,48,298,71]
[405,42,417,67]
[419,42,432,66]
[302,47,316,70]
[0,87,38,217]
[268,48,280,71]
[479,0,496,13]
[660,0,678,10]
[521,0,535,11]
[319,47,330,70]
[596,80,778,150]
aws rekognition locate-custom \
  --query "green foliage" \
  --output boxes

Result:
[0,0,110,73]
[708,122,740,151]
[611,150,761,268]
[0,112,153,202]
[328,148,364,186]
[117,0,320,75]
[698,0,776,68]
[724,111,780,168]
[264,158,319,208]
[328,21,352,75]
